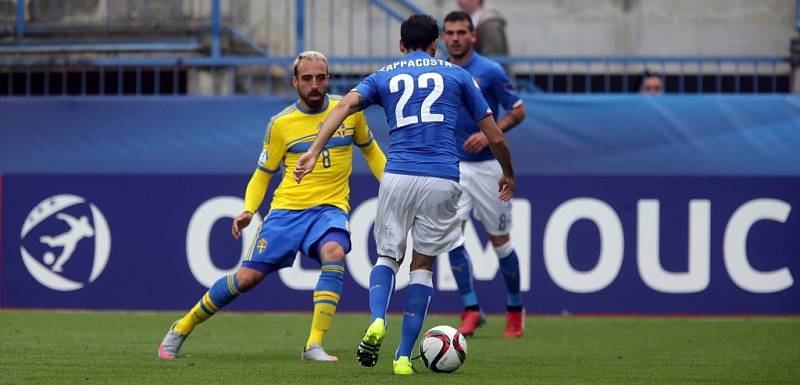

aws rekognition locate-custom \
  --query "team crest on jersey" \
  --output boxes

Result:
[472,77,481,89]
[335,124,347,138]
[257,238,267,253]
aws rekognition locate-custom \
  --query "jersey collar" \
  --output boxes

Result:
[447,50,480,69]
[294,94,330,114]
[404,51,433,60]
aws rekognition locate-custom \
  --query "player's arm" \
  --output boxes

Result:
[359,139,386,181]
[233,117,285,238]
[353,112,387,181]
[464,70,526,153]
[464,103,525,153]
[494,69,526,133]
[295,91,365,182]
[477,116,515,202]
[232,169,273,239]
[461,69,515,201]
[498,102,526,133]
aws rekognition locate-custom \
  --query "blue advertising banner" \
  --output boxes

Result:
[1,95,798,313]
[1,95,799,176]
[3,174,798,314]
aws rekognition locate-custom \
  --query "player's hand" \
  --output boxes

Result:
[294,151,318,183]
[498,175,515,202]
[231,211,253,239]
[463,132,489,153]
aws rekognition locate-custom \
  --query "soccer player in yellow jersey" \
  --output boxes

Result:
[158,51,386,362]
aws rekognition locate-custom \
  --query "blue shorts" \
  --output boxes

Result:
[243,205,350,273]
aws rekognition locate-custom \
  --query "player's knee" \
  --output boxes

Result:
[320,242,346,262]
[489,234,510,247]
[410,251,435,271]
[236,268,264,292]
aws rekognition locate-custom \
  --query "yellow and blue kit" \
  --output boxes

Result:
[241,94,385,271]
[170,95,385,352]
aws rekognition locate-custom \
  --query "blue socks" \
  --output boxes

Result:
[449,245,479,308]
[495,242,522,307]
[396,270,433,359]
[208,273,244,308]
[369,261,397,323]
[450,241,523,308]
[317,261,345,294]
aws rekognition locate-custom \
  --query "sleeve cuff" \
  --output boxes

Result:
[354,138,374,148]
[258,166,278,174]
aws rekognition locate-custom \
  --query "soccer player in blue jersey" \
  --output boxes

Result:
[443,11,527,338]
[295,15,515,375]
[158,51,386,362]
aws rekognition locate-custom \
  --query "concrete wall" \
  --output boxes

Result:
[6,0,794,57]
[420,0,796,56]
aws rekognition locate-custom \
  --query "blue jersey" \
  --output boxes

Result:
[354,51,492,181]
[452,52,522,162]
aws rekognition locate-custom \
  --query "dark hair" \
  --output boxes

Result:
[642,69,661,79]
[444,11,474,31]
[401,14,439,51]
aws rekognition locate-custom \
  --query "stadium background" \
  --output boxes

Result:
[1,2,799,384]
[1,0,799,315]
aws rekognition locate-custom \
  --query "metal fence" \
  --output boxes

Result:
[0,55,791,96]
[0,0,795,96]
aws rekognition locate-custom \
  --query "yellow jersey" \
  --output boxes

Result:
[250,95,385,213]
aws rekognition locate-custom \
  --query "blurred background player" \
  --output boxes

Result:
[457,0,509,58]
[294,14,515,375]
[640,70,665,94]
[158,51,386,362]
[443,11,527,338]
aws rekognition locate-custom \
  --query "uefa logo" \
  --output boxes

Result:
[19,194,111,291]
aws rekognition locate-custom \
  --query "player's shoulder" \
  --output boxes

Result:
[269,103,299,125]
[328,94,345,106]
[472,53,506,76]
[443,64,481,88]
[264,103,299,140]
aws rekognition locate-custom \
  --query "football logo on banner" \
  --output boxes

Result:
[19,194,111,291]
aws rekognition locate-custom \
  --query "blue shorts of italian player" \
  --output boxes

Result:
[241,205,351,274]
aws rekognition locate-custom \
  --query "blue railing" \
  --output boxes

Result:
[796,0,800,30]
[2,0,794,96]
[0,55,790,96]
[7,0,421,57]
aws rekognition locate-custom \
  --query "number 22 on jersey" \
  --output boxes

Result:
[389,72,444,128]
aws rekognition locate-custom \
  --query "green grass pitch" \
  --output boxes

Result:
[1,310,798,384]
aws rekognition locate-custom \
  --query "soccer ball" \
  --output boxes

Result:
[419,325,467,373]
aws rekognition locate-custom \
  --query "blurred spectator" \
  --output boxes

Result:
[640,70,664,94]
[457,0,509,57]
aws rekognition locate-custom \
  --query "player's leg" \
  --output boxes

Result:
[302,224,350,362]
[394,252,435,375]
[449,164,484,335]
[159,211,300,359]
[473,159,524,338]
[158,266,266,360]
[450,233,485,335]
[488,233,524,338]
[368,256,399,326]
[356,256,397,368]
[358,172,414,368]
[393,175,462,375]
